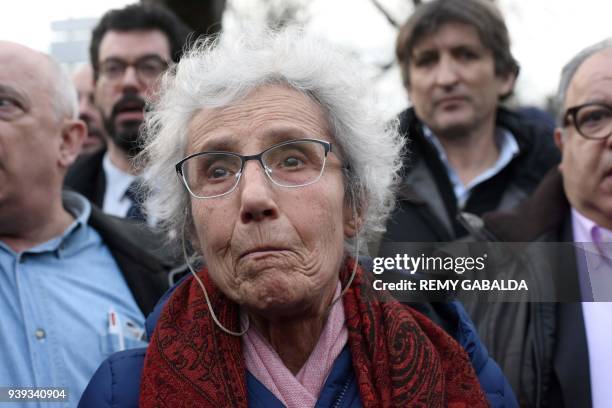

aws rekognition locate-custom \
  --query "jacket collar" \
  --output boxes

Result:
[481,168,570,241]
[88,204,170,315]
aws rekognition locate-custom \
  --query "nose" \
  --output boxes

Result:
[78,98,95,122]
[238,160,279,224]
[605,130,612,148]
[79,98,93,122]
[434,54,459,89]
[120,65,141,92]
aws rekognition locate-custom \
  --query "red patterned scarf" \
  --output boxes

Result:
[140,258,487,407]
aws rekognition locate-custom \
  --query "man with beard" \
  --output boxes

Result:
[381,0,560,244]
[65,4,189,222]
[72,63,107,155]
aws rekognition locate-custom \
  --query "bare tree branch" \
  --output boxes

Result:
[370,0,401,28]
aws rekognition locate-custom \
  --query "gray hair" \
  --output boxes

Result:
[556,38,612,124]
[46,56,78,120]
[140,28,404,253]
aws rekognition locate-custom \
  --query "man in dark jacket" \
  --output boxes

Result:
[64,4,189,222]
[0,41,169,404]
[461,38,612,407]
[382,0,559,243]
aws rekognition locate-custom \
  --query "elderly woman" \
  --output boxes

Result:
[80,29,514,407]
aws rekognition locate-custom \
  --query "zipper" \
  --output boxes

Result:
[331,374,353,408]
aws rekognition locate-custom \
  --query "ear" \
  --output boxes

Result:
[343,201,364,238]
[553,127,565,172]
[497,72,516,97]
[58,118,86,168]
[554,127,565,152]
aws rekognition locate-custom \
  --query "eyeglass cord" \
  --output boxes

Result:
[180,200,361,337]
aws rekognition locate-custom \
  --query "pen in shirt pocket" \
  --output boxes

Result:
[125,318,146,341]
[108,307,126,351]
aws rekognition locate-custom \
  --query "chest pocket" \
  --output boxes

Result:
[99,315,148,356]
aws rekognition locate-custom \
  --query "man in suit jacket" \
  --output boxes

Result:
[0,41,169,404]
[463,38,612,407]
[65,4,189,221]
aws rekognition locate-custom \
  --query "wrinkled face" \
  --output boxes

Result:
[73,64,106,155]
[0,43,68,215]
[95,30,171,156]
[557,49,612,228]
[186,85,353,318]
[406,22,514,137]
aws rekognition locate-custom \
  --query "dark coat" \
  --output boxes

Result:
[65,149,107,208]
[88,204,170,315]
[382,107,560,243]
[65,150,187,283]
[463,169,591,408]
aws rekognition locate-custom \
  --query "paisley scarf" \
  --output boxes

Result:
[140,258,487,407]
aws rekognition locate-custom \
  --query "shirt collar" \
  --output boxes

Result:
[422,125,520,207]
[24,191,92,258]
[103,151,138,200]
[572,208,612,246]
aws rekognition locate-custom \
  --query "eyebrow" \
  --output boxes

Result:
[0,84,30,110]
[583,98,612,106]
[100,54,168,64]
[195,127,318,153]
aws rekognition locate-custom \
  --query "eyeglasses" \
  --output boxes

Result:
[98,55,169,83]
[176,139,334,199]
[563,102,612,140]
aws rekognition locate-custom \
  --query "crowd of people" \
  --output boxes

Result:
[0,0,610,407]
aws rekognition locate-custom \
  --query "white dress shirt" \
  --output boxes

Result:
[102,153,137,218]
[422,126,519,209]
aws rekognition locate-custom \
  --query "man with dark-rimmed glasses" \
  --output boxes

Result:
[65,4,189,223]
[462,38,612,407]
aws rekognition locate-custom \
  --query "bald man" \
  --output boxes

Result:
[0,42,169,404]
[72,64,107,155]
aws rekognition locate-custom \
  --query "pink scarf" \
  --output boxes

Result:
[242,282,347,407]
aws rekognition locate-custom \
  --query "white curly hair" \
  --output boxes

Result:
[139,28,405,253]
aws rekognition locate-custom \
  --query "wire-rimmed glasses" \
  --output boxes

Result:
[563,102,612,140]
[176,138,333,199]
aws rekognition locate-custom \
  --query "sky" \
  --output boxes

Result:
[1,0,610,117]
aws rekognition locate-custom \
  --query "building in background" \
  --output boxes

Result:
[50,17,98,71]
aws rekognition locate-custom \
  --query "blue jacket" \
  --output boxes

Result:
[80,278,517,407]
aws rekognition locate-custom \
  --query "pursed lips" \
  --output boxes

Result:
[433,95,469,107]
[239,246,290,260]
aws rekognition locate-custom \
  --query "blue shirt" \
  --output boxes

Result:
[423,126,519,209]
[0,191,147,408]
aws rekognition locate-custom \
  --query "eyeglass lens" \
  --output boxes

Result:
[99,56,168,81]
[574,104,612,139]
[181,140,327,198]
